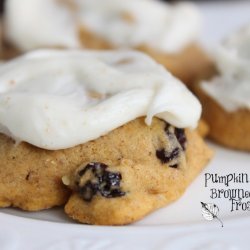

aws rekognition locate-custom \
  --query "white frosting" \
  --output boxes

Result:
[5,0,201,54]
[0,50,201,150]
[201,25,250,112]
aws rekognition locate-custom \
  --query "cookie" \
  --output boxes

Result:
[63,118,213,225]
[194,25,250,151]
[195,82,250,151]
[3,0,209,86]
[0,48,211,225]
[0,117,212,216]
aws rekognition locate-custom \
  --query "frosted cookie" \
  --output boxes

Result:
[0,50,212,223]
[3,0,211,85]
[196,25,250,151]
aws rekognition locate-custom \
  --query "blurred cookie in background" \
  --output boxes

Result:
[2,0,212,86]
[194,25,250,151]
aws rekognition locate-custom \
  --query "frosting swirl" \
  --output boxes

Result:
[5,0,201,54]
[201,25,250,112]
[0,50,201,150]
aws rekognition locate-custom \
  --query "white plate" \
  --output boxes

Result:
[1,1,250,249]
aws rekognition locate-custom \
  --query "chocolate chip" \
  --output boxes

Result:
[156,147,180,164]
[76,162,125,202]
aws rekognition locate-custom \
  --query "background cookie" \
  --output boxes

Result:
[2,0,209,87]
[195,83,250,151]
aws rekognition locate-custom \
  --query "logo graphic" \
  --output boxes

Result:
[201,202,224,227]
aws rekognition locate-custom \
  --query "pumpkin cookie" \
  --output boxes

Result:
[0,49,211,225]
[195,25,250,151]
[0,118,212,221]
[3,0,210,86]
[195,84,250,151]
